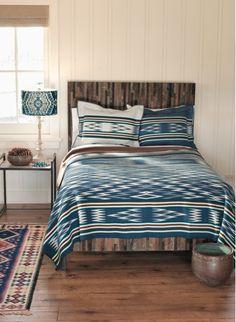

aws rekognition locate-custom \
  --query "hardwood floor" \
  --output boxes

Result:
[0,206,235,322]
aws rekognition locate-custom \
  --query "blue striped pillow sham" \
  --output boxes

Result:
[77,101,144,146]
[139,105,196,148]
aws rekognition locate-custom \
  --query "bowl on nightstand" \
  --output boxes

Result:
[7,148,33,166]
[7,155,33,166]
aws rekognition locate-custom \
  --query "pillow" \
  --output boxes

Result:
[71,107,80,147]
[139,105,195,148]
[77,101,144,146]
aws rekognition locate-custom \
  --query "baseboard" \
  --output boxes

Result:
[4,203,50,209]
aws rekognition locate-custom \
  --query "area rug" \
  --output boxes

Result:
[0,224,46,315]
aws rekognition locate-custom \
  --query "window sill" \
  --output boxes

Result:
[0,136,62,149]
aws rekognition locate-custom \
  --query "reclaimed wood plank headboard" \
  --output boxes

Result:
[68,81,195,149]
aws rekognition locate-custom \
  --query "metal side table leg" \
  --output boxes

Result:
[0,169,6,215]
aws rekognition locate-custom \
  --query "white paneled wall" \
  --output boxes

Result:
[0,0,234,203]
[59,0,234,176]
[3,171,51,203]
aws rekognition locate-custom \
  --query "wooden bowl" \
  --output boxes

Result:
[192,243,233,287]
[7,154,33,166]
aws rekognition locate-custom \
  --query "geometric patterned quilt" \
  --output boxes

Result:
[43,146,235,268]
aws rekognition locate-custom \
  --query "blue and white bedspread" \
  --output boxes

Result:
[43,146,235,267]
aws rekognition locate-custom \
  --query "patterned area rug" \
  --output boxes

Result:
[0,224,46,315]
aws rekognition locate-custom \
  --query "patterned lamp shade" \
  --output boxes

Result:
[21,90,57,116]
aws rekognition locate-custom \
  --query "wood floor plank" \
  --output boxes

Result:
[0,208,234,321]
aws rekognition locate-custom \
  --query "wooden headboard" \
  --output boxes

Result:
[68,81,195,149]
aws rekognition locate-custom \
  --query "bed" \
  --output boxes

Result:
[43,82,235,269]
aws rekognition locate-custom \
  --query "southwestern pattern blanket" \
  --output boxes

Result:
[43,146,235,268]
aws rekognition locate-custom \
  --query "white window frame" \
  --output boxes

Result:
[0,27,48,130]
[0,26,59,149]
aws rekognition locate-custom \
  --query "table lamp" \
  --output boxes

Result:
[21,89,57,160]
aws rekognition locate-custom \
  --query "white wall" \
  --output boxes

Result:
[0,0,234,203]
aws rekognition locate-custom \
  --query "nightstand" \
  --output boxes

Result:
[0,153,56,215]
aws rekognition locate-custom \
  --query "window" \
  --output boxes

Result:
[0,5,58,147]
[0,27,45,123]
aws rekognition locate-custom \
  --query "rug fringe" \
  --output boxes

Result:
[0,310,32,315]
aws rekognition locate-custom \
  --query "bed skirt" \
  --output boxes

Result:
[73,237,207,252]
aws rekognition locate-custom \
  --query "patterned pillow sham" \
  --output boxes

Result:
[77,101,144,146]
[139,105,196,148]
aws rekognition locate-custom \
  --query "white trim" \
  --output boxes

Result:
[0,26,46,128]
[0,136,62,149]
[0,115,52,134]
[0,25,60,143]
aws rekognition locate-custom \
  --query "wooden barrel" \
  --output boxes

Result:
[192,243,233,287]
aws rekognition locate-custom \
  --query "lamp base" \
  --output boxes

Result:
[34,116,43,162]
[33,152,44,162]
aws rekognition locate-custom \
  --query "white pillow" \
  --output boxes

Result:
[71,107,80,146]
[77,101,144,146]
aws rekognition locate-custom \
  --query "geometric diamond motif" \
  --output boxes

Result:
[112,123,132,133]
[152,208,185,222]
[0,229,17,239]
[84,122,101,131]
[145,124,161,133]
[0,239,15,251]
[0,254,9,265]
[108,208,141,222]
[169,123,186,132]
